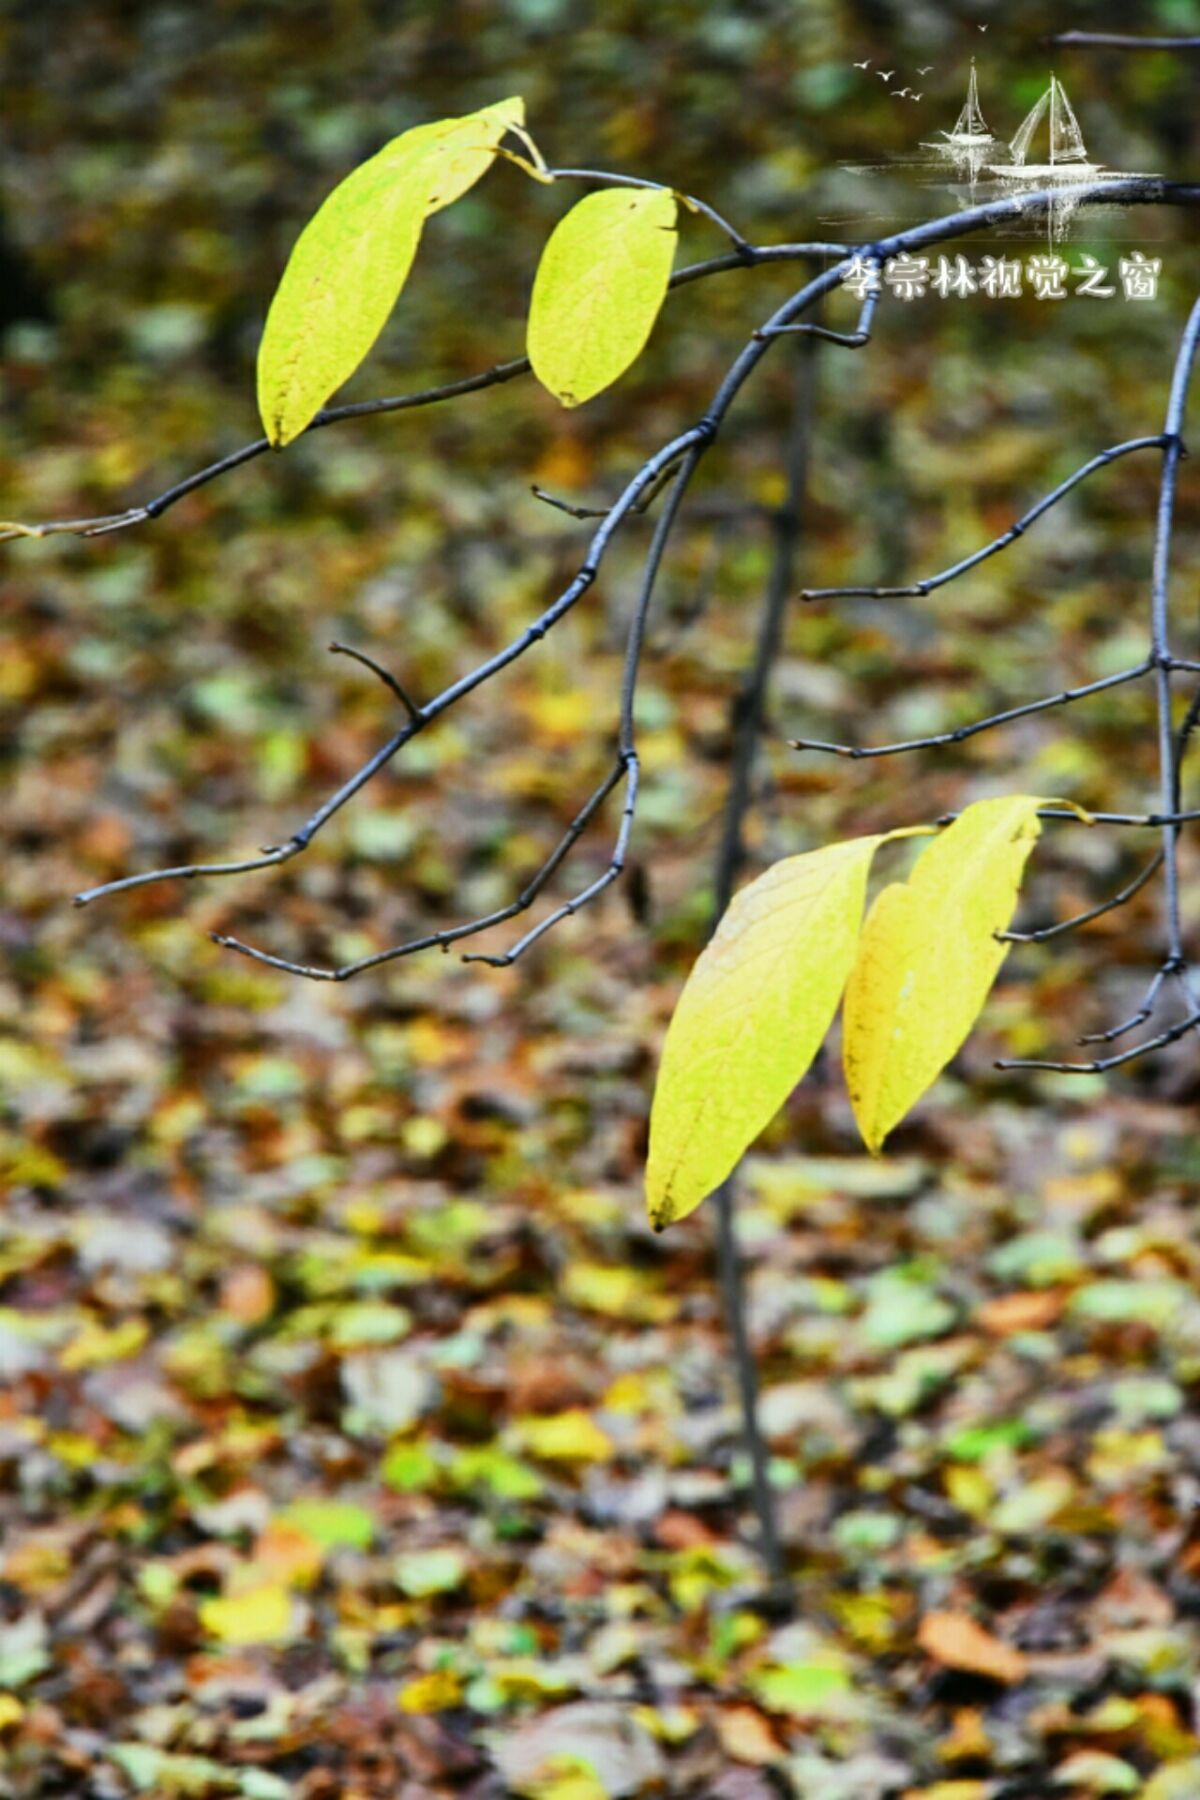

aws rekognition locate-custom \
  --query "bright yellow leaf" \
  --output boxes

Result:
[528,186,677,407]
[198,1582,296,1646]
[647,834,910,1229]
[258,97,523,446]
[517,1408,614,1463]
[519,1759,607,1800]
[844,795,1051,1154]
[397,1669,463,1713]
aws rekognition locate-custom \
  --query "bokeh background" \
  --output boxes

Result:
[4,2,1200,1795]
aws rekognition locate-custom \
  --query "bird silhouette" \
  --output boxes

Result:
[892,87,912,97]
[916,65,933,74]
[853,58,871,69]
[910,92,923,101]
[877,69,895,81]
[978,23,988,30]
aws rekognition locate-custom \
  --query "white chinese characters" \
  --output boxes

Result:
[872,250,1161,301]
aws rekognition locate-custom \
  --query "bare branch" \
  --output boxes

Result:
[328,642,422,720]
[996,1009,1200,1075]
[74,426,705,908]
[755,281,879,349]
[790,663,1151,760]
[1047,32,1200,50]
[1076,958,1177,1046]
[999,851,1164,944]
[800,436,1168,603]
[212,758,629,980]
[465,446,704,968]
[530,463,678,521]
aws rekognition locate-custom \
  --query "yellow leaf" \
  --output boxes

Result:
[397,1669,463,1713]
[647,835,902,1229]
[517,1408,614,1463]
[520,1760,607,1800]
[60,1317,149,1371]
[562,1263,674,1322]
[199,1582,296,1646]
[0,1694,24,1732]
[258,97,523,446]
[527,186,677,407]
[844,796,1050,1154]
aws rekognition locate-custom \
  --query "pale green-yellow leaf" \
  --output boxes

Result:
[527,186,677,407]
[258,97,523,446]
[844,795,1050,1154]
[647,835,893,1230]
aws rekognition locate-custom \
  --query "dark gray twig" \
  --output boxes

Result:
[997,1009,1200,1075]
[1076,959,1176,1045]
[994,300,1200,1071]
[790,663,1151,759]
[73,427,703,909]
[755,281,879,349]
[999,852,1163,944]
[328,642,422,720]
[800,436,1167,603]
[530,463,678,521]
[212,759,628,980]
[464,449,703,968]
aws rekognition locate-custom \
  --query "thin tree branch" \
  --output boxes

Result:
[996,1009,1200,1074]
[800,436,1168,603]
[1076,958,1178,1045]
[0,242,846,546]
[1149,301,1200,1010]
[754,281,879,349]
[328,642,422,720]
[73,427,705,907]
[1047,32,1200,50]
[789,662,1151,760]
[999,851,1163,943]
[463,446,704,967]
[530,463,679,521]
[212,759,629,980]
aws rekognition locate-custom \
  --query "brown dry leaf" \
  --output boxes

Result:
[219,1265,276,1325]
[977,1291,1065,1335]
[654,1510,719,1551]
[917,1611,1028,1685]
[715,1704,784,1766]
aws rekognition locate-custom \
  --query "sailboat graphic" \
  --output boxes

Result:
[988,75,1103,182]
[935,58,993,147]
[934,58,994,151]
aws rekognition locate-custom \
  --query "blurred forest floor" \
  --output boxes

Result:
[4,3,1200,1795]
